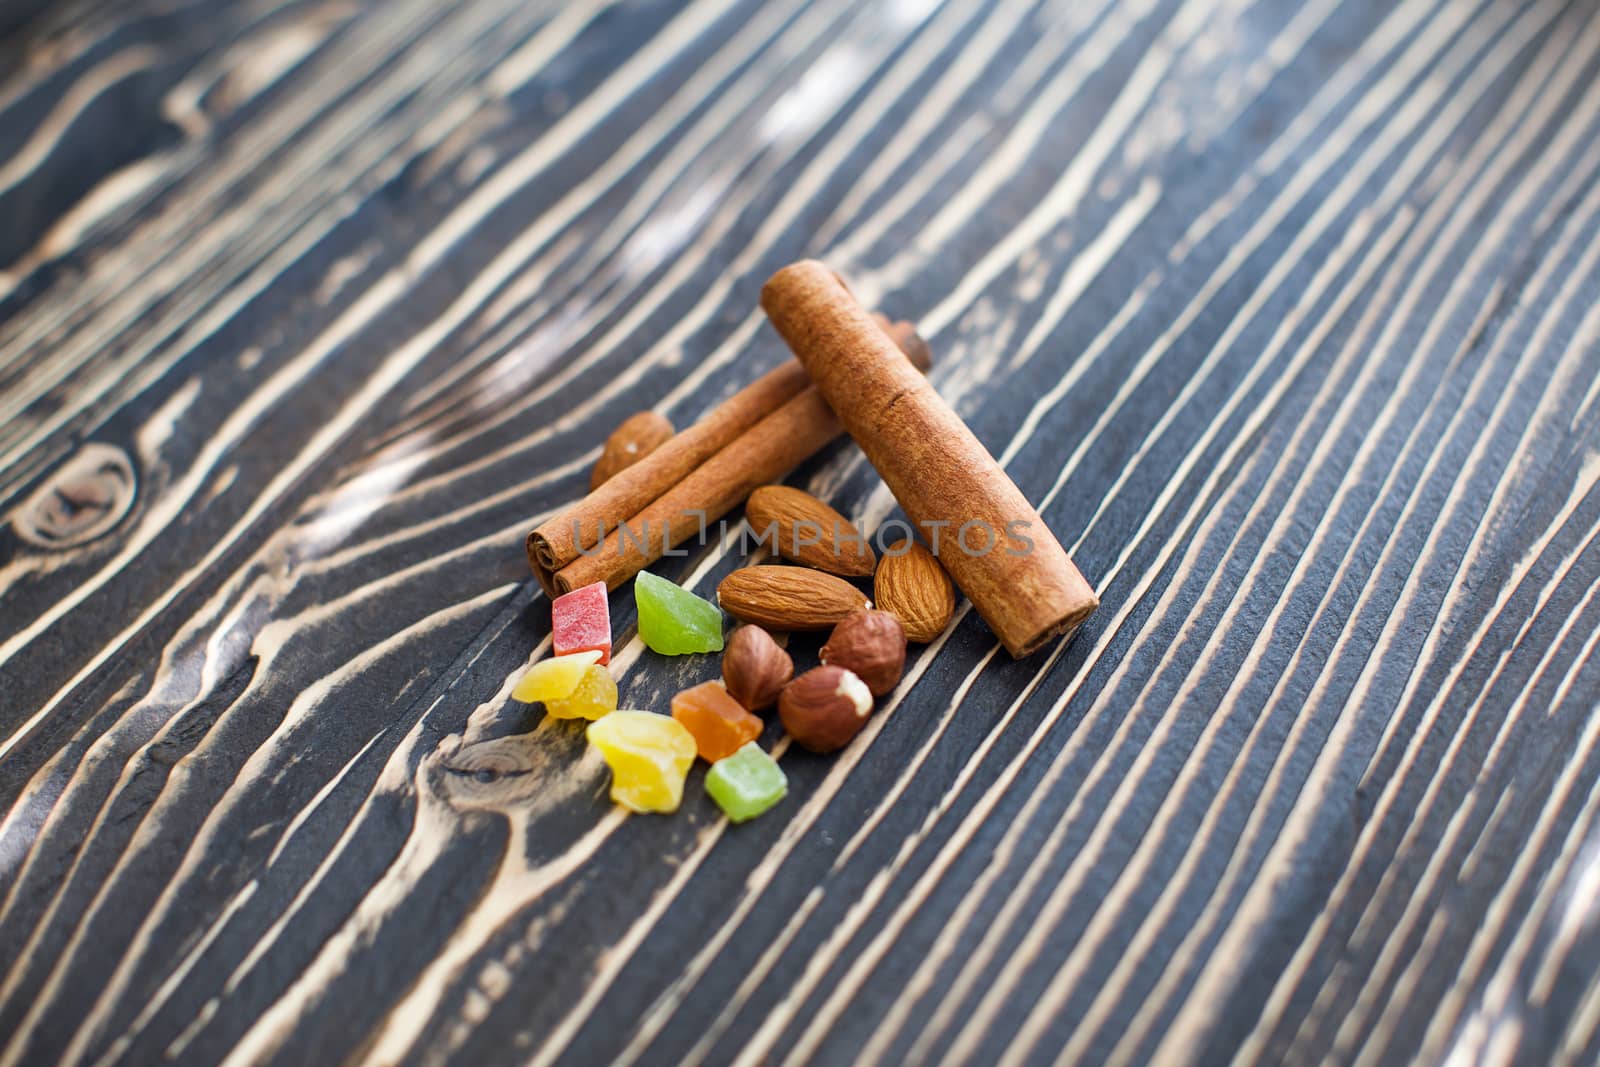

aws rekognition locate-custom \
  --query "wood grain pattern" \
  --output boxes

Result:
[3,0,1599,1063]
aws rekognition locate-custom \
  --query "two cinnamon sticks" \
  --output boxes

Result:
[527,261,1096,658]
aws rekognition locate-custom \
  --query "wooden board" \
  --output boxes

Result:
[4,0,1600,1063]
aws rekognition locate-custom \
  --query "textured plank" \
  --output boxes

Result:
[2,0,1599,1064]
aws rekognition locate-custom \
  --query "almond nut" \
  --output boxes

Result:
[778,665,874,753]
[746,485,875,577]
[591,411,674,490]
[874,539,955,643]
[721,625,793,710]
[820,609,905,697]
[717,567,869,631]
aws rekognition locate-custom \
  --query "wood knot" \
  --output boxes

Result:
[432,735,549,810]
[13,444,135,549]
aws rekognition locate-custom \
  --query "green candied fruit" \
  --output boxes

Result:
[705,742,787,823]
[635,570,724,655]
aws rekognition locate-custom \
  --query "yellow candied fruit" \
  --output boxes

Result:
[545,663,617,721]
[586,711,697,813]
[513,650,603,704]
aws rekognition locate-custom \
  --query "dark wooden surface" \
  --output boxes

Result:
[4,0,1600,1064]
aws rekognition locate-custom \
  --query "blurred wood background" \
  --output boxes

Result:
[3,0,1600,1063]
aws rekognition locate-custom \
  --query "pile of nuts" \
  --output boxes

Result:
[544,411,961,819]
[722,608,907,754]
[713,483,957,755]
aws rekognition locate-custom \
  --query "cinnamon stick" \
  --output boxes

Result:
[760,260,1097,657]
[538,318,930,595]
[528,361,812,581]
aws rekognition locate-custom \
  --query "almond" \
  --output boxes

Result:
[745,485,876,577]
[717,566,870,631]
[591,411,674,490]
[874,539,955,643]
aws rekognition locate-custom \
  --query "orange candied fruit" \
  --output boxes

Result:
[671,682,763,763]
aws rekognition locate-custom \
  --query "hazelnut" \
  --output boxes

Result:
[820,609,906,697]
[779,666,874,753]
[721,625,793,710]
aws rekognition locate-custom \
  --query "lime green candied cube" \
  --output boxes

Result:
[705,742,787,823]
[634,570,724,655]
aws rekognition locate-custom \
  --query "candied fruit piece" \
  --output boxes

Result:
[635,571,724,655]
[671,682,763,762]
[705,742,787,823]
[513,650,602,703]
[586,711,697,813]
[545,663,617,720]
[553,580,612,664]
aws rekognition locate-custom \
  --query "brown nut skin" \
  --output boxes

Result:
[721,625,794,711]
[590,411,674,490]
[874,538,956,643]
[746,485,876,577]
[779,666,875,753]
[819,609,906,697]
[717,566,869,630]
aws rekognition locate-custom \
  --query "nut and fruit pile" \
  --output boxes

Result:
[514,481,956,824]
